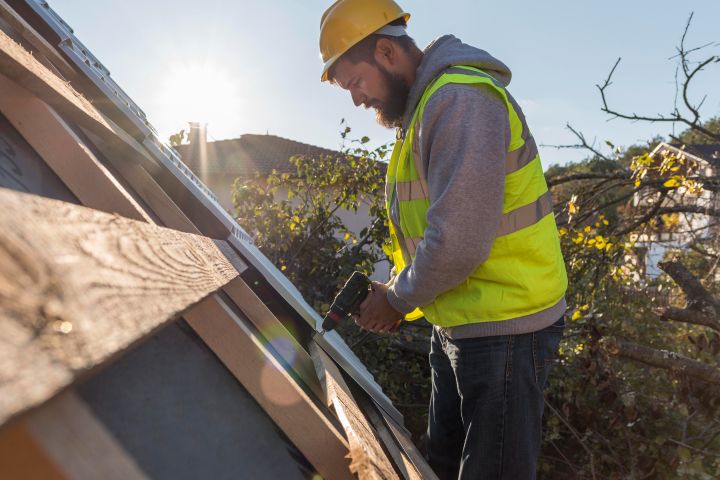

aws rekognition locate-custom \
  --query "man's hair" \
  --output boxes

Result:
[328,18,417,83]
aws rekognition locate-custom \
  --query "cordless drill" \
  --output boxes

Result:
[320,271,371,334]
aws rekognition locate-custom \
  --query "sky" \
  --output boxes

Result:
[48,0,720,168]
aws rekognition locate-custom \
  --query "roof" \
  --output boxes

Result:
[653,142,720,167]
[174,134,343,177]
[680,144,720,167]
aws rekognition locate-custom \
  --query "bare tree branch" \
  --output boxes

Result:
[660,259,719,310]
[602,337,720,384]
[659,307,720,333]
[541,124,614,162]
[595,15,720,143]
[547,171,629,188]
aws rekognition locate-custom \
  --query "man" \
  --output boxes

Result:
[319,1,568,478]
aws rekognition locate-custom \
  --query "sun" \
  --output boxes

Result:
[158,61,241,133]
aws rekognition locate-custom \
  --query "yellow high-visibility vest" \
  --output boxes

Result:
[386,66,567,327]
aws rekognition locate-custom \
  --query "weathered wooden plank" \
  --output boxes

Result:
[26,391,147,480]
[184,295,354,480]
[311,343,399,480]
[382,410,439,480]
[357,395,422,480]
[0,28,111,130]
[0,73,152,223]
[0,188,239,427]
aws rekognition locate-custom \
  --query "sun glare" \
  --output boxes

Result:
[158,61,242,134]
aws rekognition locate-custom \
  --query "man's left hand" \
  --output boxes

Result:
[356,281,403,333]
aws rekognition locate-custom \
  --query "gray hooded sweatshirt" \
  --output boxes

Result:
[385,35,566,338]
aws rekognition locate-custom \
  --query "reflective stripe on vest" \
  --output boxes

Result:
[385,65,568,326]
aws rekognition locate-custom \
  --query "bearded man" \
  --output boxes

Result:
[319,2,568,478]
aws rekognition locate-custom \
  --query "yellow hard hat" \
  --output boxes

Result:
[319,0,410,82]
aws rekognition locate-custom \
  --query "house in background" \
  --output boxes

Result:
[632,142,719,277]
[174,124,391,281]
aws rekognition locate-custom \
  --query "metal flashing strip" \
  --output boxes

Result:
[21,0,404,425]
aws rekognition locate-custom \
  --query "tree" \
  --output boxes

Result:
[541,14,720,478]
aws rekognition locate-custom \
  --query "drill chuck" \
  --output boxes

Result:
[321,271,371,333]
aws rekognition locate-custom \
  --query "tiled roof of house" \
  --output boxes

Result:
[681,144,720,167]
[174,134,344,177]
[653,142,720,168]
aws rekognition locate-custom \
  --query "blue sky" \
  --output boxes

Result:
[49,0,720,167]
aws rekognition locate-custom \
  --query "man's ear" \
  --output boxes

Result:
[374,37,397,70]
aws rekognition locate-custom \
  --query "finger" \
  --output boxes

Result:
[355,312,370,328]
[382,320,400,333]
[360,292,373,313]
[366,321,382,333]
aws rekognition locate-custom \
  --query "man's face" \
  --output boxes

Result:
[332,58,410,129]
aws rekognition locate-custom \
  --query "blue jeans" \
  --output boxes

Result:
[426,317,565,480]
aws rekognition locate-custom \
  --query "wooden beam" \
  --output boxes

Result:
[0,27,112,131]
[25,391,147,480]
[356,394,423,480]
[184,295,353,480]
[310,343,399,480]
[0,73,152,223]
[381,410,438,480]
[0,188,239,427]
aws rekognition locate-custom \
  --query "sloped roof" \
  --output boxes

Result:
[174,134,342,177]
[681,144,720,167]
[652,142,720,167]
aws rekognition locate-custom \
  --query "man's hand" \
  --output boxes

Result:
[355,281,403,333]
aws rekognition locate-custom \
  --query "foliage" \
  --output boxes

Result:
[168,128,189,147]
[544,141,720,477]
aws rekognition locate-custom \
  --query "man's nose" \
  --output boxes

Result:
[351,90,365,108]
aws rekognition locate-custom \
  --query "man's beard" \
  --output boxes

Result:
[374,65,410,129]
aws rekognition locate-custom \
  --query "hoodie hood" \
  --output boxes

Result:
[401,35,512,130]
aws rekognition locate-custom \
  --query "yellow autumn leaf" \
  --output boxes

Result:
[663,177,681,188]
[343,232,351,241]
[572,310,582,321]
